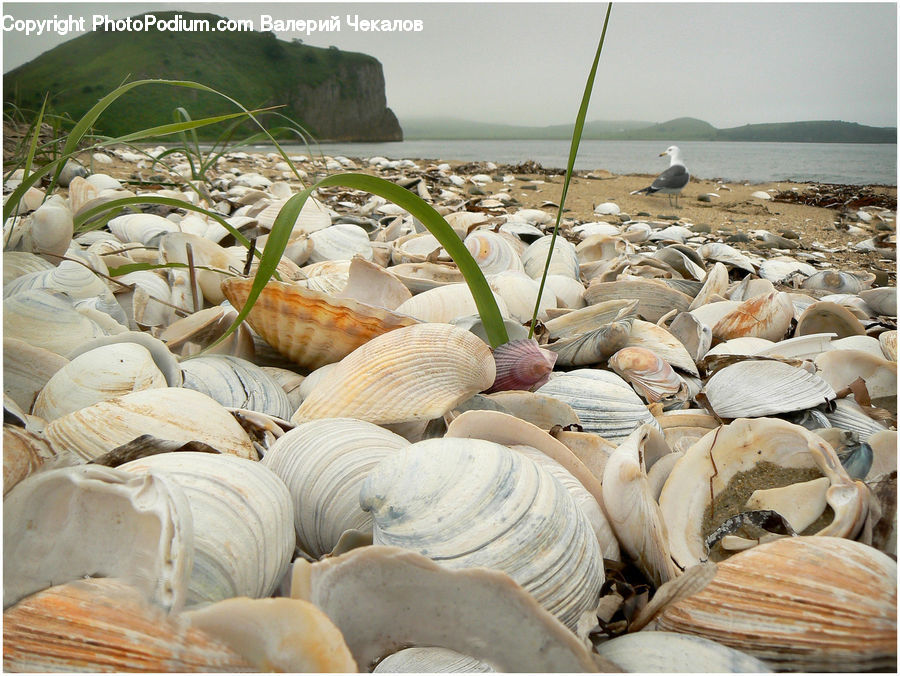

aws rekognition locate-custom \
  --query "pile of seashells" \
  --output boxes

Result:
[2,147,897,672]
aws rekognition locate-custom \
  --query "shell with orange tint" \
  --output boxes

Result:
[2,579,253,672]
[651,536,897,672]
[609,346,684,403]
[711,290,794,342]
[292,323,495,425]
[221,276,418,371]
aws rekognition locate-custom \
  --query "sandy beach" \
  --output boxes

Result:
[82,148,896,285]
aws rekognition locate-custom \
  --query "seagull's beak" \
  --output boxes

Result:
[658,151,667,157]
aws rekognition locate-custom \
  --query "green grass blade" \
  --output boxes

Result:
[22,94,48,188]
[529,2,613,338]
[211,172,510,354]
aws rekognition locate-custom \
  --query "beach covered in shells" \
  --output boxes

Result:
[3,144,897,673]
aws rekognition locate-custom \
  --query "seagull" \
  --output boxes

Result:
[631,145,690,208]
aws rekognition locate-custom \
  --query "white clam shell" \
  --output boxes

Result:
[464,230,525,275]
[3,464,193,612]
[703,360,835,418]
[119,452,293,606]
[596,631,772,673]
[3,251,55,285]
[45,387,257,461]
[3,337,69,413]
[108,213,180,246]
[308,223,374,263]
[359,437,604,630]
[659,417,867,569]
[261,418,410,557]
[537,369,661,444]
[180,355,294,420]
[699,243,756,273]
[394,282,509,323]
[4,289,119,357]
[33,342,168,421]
[374,647,492,673]
[602,424,679,587]
[522,234,579,280]
[487,270,555,323]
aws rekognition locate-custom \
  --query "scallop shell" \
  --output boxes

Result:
[359,437,604,630]
[584,278,693,323]
[703,360,835,418]
[522,234,580,280]
[180,355,293,420]
[489,339,557,392]
[3,579,253,672]
[795,301,866,337]
[712,291,794,342]
[464,229,525,274]
[222,277,418,371]
[118,452,293,606]
[609,346,684,402]
[44,387,257,461]
[537,369,661,443]
[651,537,897,671]
[33,342,168,421]
[659,417,868,569]
[293,323,495,425]
[261,418,409,557]
[4,464,192,612]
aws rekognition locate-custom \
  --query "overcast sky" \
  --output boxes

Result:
[2,2,897,128]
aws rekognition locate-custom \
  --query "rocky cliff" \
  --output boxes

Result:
[3,11,403,142]
[289,61,402,142]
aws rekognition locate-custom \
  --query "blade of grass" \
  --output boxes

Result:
[528,2,613,339]
[209,172,510,355]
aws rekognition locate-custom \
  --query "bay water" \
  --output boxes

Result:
[262,139,897,186]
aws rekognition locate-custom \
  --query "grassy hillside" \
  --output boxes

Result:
[3,11,393,140]
[401,115,896,143]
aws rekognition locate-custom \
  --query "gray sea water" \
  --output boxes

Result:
[262,139,897,186]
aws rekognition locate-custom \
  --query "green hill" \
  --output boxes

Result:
[3,11,402,141]
[400,115,896,143]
